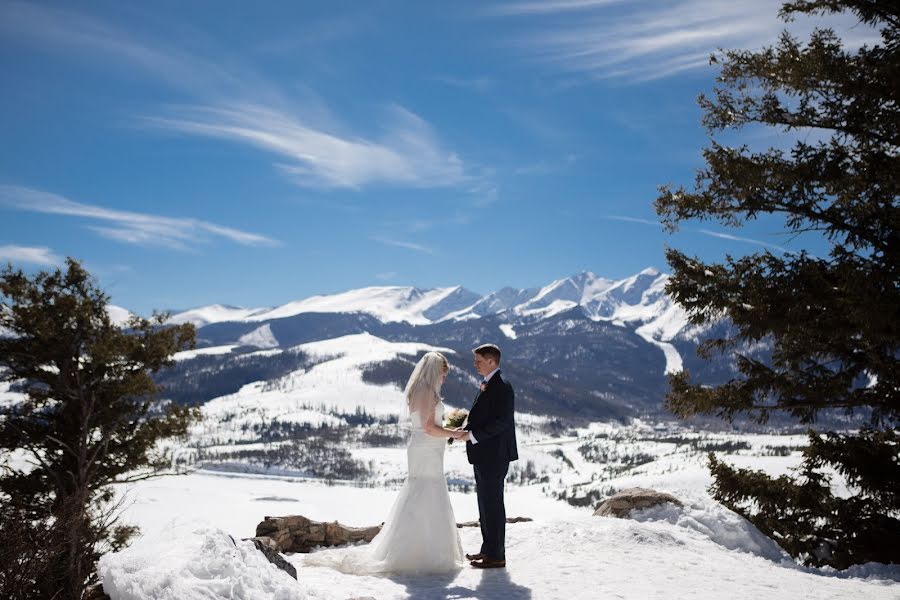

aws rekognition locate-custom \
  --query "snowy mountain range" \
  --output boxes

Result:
[162,267,697,373]
[139,268,764,425]
[166,267,672,327]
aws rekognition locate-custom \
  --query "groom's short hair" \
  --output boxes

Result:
[473,343,501,364]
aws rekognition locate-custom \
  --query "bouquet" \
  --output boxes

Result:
[444,408,468,444]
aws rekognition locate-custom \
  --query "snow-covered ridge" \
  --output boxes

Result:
[153,269,692,372]
[159,268,679,329]
[107,305,133,327]
[124,268,697,374]
[167,304,271,328]
[244,285,479,325]
[156,269,693,368]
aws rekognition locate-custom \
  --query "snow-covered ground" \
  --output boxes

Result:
[104,456,900,600]
[105,411,899,599]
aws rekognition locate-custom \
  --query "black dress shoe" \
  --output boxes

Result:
[465,553,486,561]
[471,557,506,569]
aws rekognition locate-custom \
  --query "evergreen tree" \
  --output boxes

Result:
[654,1,899,569]
[0,258,200,599]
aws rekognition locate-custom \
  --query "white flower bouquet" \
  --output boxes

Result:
[444,408,468,444]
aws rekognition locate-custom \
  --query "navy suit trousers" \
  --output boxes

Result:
[474,460,510,560]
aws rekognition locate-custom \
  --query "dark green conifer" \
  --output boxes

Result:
[655,0,899,568]
[0,258,199,599]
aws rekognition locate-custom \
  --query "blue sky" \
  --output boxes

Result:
[0,1,869,314]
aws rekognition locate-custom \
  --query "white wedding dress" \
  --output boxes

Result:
[303,391,464,576]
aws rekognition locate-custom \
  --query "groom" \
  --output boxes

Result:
[458,343,518,569]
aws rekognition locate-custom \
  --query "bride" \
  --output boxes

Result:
[303,351,466,575]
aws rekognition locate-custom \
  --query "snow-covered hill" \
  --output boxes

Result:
[107,304,134,327]
[101,430,900,600]
[191,333,456,447]
[167,304,271,328]
[243,285,482,325]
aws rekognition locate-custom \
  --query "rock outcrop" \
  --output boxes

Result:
[246,536,298,579]
[251,514,535,556]
[252,515,383,554]
[593,487,683,518]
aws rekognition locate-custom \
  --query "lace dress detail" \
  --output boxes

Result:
[302,390,464,575]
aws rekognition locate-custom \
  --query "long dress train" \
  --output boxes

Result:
[302,398,464,576]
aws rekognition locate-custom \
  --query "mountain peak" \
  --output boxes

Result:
[152,268,675,329]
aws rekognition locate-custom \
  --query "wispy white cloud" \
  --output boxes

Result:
[485,0,624,16]
[384,214,471,234]
[370,236,435,255]
[602,213,792,253]
[602,215,662,227]
[491,0,879,82]
[252,12,375,56]
[143,103,471,190]
[0,244,62,266]
[375,271,399,281]
[515,154,578,175]
[1,2,491,197]
[0,1,271,101]
[468,179,501,207]
[696,229,790,253]
[0,185,280,251]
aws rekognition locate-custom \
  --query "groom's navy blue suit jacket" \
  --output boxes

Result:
[465,371,518,465]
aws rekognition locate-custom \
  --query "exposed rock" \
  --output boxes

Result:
[245,536,298,579]
[255,515,383,553]
[593,487,683,518]
[254,514,535,554]
[85,583,111,600]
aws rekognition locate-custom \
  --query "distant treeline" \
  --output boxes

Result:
[154,348,316,405]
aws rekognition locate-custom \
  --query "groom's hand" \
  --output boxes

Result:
[459,432,471,442]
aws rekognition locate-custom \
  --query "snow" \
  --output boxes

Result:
[103,470,900,600]
[635,324,683,374]
[98,520,303,600]
[0,380,26,408]
[97,409,900,598]
[630,500,789,561]
[191,333,455,445]
[168,304,270,328]
[107,305,133,327]
[238,324,279,349]
[498,323,517,339]
[102,418,899,599]
[517,298,578,319]
[172,344,239,361]
[520,272,617,312]
[107,269,701,379]
[244,286,463,325]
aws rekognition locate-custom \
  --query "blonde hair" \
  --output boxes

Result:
[404,351,449,402]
